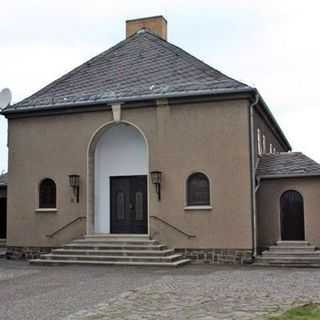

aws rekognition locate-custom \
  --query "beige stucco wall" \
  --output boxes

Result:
[7,99,253,249]
[257,177,320,247]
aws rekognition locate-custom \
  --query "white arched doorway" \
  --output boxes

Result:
[92,122,148,234]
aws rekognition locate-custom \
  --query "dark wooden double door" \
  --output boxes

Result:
[110,176,148,234]
[280,190,305,241]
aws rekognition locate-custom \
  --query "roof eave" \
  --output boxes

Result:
[1,87,255,116]
[257,173,320,180]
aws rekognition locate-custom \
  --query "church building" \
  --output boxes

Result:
[2,16,320,266]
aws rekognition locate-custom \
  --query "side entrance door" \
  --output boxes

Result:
[110,175,148,234]
[280,190,305,241]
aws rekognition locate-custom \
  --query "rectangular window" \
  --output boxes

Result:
[270,143,273,153]
[257,129,262,155]
[262,134,266,154]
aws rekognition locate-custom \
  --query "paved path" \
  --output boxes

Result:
[1,260,320,320]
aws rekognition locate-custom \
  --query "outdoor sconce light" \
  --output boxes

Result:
[151,171,162,201]
[69,174,80,203]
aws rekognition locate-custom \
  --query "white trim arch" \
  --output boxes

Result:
[86,120,150,234]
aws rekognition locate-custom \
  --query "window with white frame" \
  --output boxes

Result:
[257,129,262,155]
[262,135,266,154]
[270,143,273,153]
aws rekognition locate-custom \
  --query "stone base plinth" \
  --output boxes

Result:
[6,247,55,260]
[176,248,253,264]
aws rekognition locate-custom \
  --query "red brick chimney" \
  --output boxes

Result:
[126,16,167,40]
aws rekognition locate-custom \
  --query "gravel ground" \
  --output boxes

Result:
[1,259,320,320]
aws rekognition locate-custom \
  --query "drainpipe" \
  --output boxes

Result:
[249,93,260,258]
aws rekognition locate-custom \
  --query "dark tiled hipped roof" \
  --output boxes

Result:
[4,30,252,113]
[256,152,320,178]
[0,173,7,186]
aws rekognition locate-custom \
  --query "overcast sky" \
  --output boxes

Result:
[1,0,320,172]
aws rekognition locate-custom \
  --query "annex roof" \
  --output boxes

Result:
[256,152,320,179]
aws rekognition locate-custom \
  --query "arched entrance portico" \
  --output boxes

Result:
[87,121,149,234]
[280,190,305,241]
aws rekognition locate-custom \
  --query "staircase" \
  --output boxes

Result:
[29,234,190,267]
[254,241,320,267]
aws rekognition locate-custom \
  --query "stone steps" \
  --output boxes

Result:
[39,253,183,263]
[63,243,168,251]
[72,240,159,245]
[52,248,175,256]
[29,259,191,267]
[84,234,149,239]
[256,256,320,262]
[254,262,320,268]
[254,241,320,268]
[276,240,309,246]
[262,250,320,258]
[29,235,190,267]
[268,246,316,253]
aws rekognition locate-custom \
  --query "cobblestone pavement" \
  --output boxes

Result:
[0,260,166,320]
[64,268,320,320]
[1,260,320,320]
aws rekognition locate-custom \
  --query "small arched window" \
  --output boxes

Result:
[39,178,56,208]
[187,173,210,206]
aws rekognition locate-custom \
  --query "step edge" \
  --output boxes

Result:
[29,259,190,266]
[40,254,183,260]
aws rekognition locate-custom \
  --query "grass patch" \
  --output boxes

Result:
[269,304,320,320]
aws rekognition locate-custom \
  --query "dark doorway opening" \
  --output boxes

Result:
[110,175,148,234]
[0,198,7,239]
[280,190,305,241]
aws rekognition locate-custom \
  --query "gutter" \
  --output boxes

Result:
[1,87,255,116]
[258,173,320,180]
[249,93,259,258]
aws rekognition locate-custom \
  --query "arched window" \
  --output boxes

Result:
[39,178,56,208]
[187,173,210,206]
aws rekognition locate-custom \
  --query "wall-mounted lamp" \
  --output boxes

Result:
[69,174,80,203]
[150,171,162,201]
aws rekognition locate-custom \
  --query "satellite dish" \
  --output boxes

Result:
[0,88,12,110]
